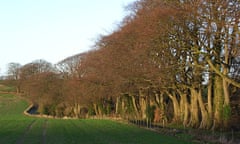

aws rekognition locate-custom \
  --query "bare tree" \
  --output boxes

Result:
[7,62,21,80]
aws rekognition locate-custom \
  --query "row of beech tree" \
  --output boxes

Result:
[6,0,240,130]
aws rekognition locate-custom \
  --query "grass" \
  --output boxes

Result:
[0,85,195,144]
[0,83,16,92]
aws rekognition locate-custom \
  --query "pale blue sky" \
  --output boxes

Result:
[0,0,136,75]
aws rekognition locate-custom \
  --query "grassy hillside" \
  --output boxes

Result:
[0,85,194,144]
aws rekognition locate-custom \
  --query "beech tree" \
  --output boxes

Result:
[117,0,240,129]
[150,0,240,129]
[7,0,239,130]
[56,53,86,79]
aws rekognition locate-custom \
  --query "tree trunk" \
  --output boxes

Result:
[121,98,125,117]
[222,78,230,128]
[73,103,80,118]
[131,95,139,118]
[159,93,167,123]
[222,52,231,127]
[93,103,99,116]
[166,91,181,123]
[176,89,189,126]
[98,103,103,116]
[139,89,147,119]
[16,86,20,93]
[197,89,211,129]
[223,79,230,106]
[115,96,120,114]
[212,75,224,129]
[207,78,213,128]
[222,42,230,105]
[189,88,199,128]
[181,93,189,127]
[153,92,168,123]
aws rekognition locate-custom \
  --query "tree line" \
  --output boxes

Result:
[5,0,240,130]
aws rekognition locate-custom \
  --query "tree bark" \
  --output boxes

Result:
[189,88,199,128]
[212,75,224,129]
[181,93,190,127]
[197,89,211,129]
[131,95,140,118]
[73,103,80,118]
[139,89,147,119]
[93,103,99,116]
[207,78,213,128]
[222,65,231,127]
[115,96,120,114]
[165,91,181,123]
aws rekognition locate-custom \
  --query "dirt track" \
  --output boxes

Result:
[42,119,48,144]
[16,120,37,144]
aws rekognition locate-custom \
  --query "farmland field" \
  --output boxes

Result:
[0,86,194,144]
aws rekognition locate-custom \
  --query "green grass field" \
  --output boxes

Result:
[0,86,194,144]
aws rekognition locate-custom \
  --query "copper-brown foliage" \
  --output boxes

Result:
[78,0,182,102]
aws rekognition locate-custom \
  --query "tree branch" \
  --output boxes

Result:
[206,58,240,88]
